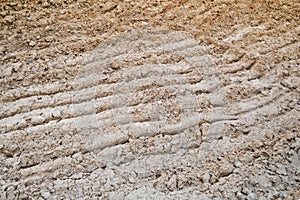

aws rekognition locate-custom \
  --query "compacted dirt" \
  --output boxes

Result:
[0,0,300,199]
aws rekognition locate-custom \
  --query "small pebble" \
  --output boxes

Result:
[31,116,45,125]
[246,192,257,200]
[29,40,36,47]
[41,191,51,199]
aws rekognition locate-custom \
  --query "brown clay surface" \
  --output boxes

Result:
[0,0,300,199]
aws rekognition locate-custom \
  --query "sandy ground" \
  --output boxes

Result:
[0,0,300,199]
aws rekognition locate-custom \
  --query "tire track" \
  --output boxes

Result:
[0,73,221,134]
[1,26,299,199]
[1,29,221,137]
[0,62,194,119]
[0,32,204,103]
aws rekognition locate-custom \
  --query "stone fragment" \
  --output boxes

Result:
[3,15,14,23]
[42,1,50,8]
[236,192,246,200]
[31,116,45,125]
[29,40,36,47]
[219,163,235,177]
[11,62,22,72]
[72,152,83,162]
[246,192,257,200]
[41,190,51,199]
[52,109,61,118]
[202,172,211,183]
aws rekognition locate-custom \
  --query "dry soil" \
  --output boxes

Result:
[0,0,300,199]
